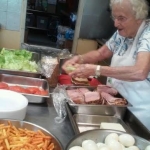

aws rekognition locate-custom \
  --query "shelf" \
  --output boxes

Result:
[27,9,48,13]
[27,26,48,31]
[27,9,58,17]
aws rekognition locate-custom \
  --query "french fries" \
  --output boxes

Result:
[0,121,55,150]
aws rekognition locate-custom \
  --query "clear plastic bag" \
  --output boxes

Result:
[38,56,58,78]
[52,85,69,123]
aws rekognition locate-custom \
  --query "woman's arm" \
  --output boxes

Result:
[69,51,150,82]
[101,51,150,81]
[81,44,113,64]
[62,44,113,73]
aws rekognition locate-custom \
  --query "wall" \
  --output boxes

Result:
[72,0,116,53]
[79,0,115,39]
[0,0,27,49]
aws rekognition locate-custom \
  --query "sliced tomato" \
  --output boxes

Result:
[9,86,26,93]
[23,88,32,94]
[27,87,40,94]
[0,82,9,89]
[34,90,42,95]
[40,90,48,96]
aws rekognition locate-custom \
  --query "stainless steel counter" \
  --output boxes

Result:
[24,99,75,149]
[24,98,150,150]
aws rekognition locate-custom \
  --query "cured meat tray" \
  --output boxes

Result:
[0,74,49,103]
[66,86,132,118]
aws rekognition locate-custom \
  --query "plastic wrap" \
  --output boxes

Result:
[38,56,58,78]
[21,43,61,58]
[52,85,69,123]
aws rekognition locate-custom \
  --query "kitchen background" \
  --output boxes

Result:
[0,0,115,52]
[0,0,150,52]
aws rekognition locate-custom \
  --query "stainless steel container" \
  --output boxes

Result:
[66,86,132,118]
[0,74,49,103]
[0,49,41,78]
[71,114,133,134]
[0,119,63,150]
[66,129,150,150]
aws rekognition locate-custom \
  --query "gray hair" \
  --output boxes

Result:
[110,0,149,20]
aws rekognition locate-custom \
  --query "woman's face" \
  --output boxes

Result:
[111,1,142,38]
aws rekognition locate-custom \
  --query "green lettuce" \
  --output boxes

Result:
[0,48,38,72]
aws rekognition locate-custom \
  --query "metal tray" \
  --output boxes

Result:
[66,86,132,118]
[66,103,150,140]
[0,49,41,78]
[72,114,133,134]
[0,119,63,150]
[0,74,49,103]
[66,129,150,150]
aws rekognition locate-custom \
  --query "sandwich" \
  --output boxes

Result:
[71,77,89,85]
[65,65,76,73]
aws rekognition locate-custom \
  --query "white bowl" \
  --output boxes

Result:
[0,89,28,120]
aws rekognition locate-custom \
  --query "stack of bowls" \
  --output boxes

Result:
[0,89,28,120]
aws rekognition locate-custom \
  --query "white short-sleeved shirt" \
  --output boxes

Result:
[106,21,150,82]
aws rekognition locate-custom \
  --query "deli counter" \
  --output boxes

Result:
[24,96,150,149]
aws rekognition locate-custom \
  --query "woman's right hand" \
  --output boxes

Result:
[62,55,81,74]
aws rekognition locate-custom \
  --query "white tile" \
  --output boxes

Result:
[0,11,7,29]
[7,0,22,13]
[0,0,8,11]
[6,12,21,31]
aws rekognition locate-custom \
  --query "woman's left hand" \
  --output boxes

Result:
[69,64,97,78]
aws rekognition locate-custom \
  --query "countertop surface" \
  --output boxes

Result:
[24,98,75,149]
[24,98,150,149]
[128,107,150,131]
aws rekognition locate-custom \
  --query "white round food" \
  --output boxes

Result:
[119,134,135,147]
[0,90,28,120]
[128,146,140,150]
[106,139,122,150]
[145,145,150,150]
[105,133,119,145]
[82,140,99,150]
[69,146,85,150]
[99,146,111,150]
[97,142,106,149]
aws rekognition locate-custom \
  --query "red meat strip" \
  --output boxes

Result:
[66,89,85,104]
[97,85,118,95]
[101,92,128,105]
[84,91,101,104]
[78,88,90,94]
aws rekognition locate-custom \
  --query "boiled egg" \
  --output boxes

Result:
[97,142,106,149]
[82,140,99,150]
[145,145,150,150]
[99,146,111,150]
[69,146,85,150]
[106,139,122,150]
[105,133,119,145]
[121,144,125,149]
[128,146,140,150]
[119,134,135,147]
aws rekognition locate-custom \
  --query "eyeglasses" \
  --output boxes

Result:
[111,16,128,23]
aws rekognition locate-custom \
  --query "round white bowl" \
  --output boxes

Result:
[0,89,28,120]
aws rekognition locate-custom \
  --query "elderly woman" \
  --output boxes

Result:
[62,0,150,107]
